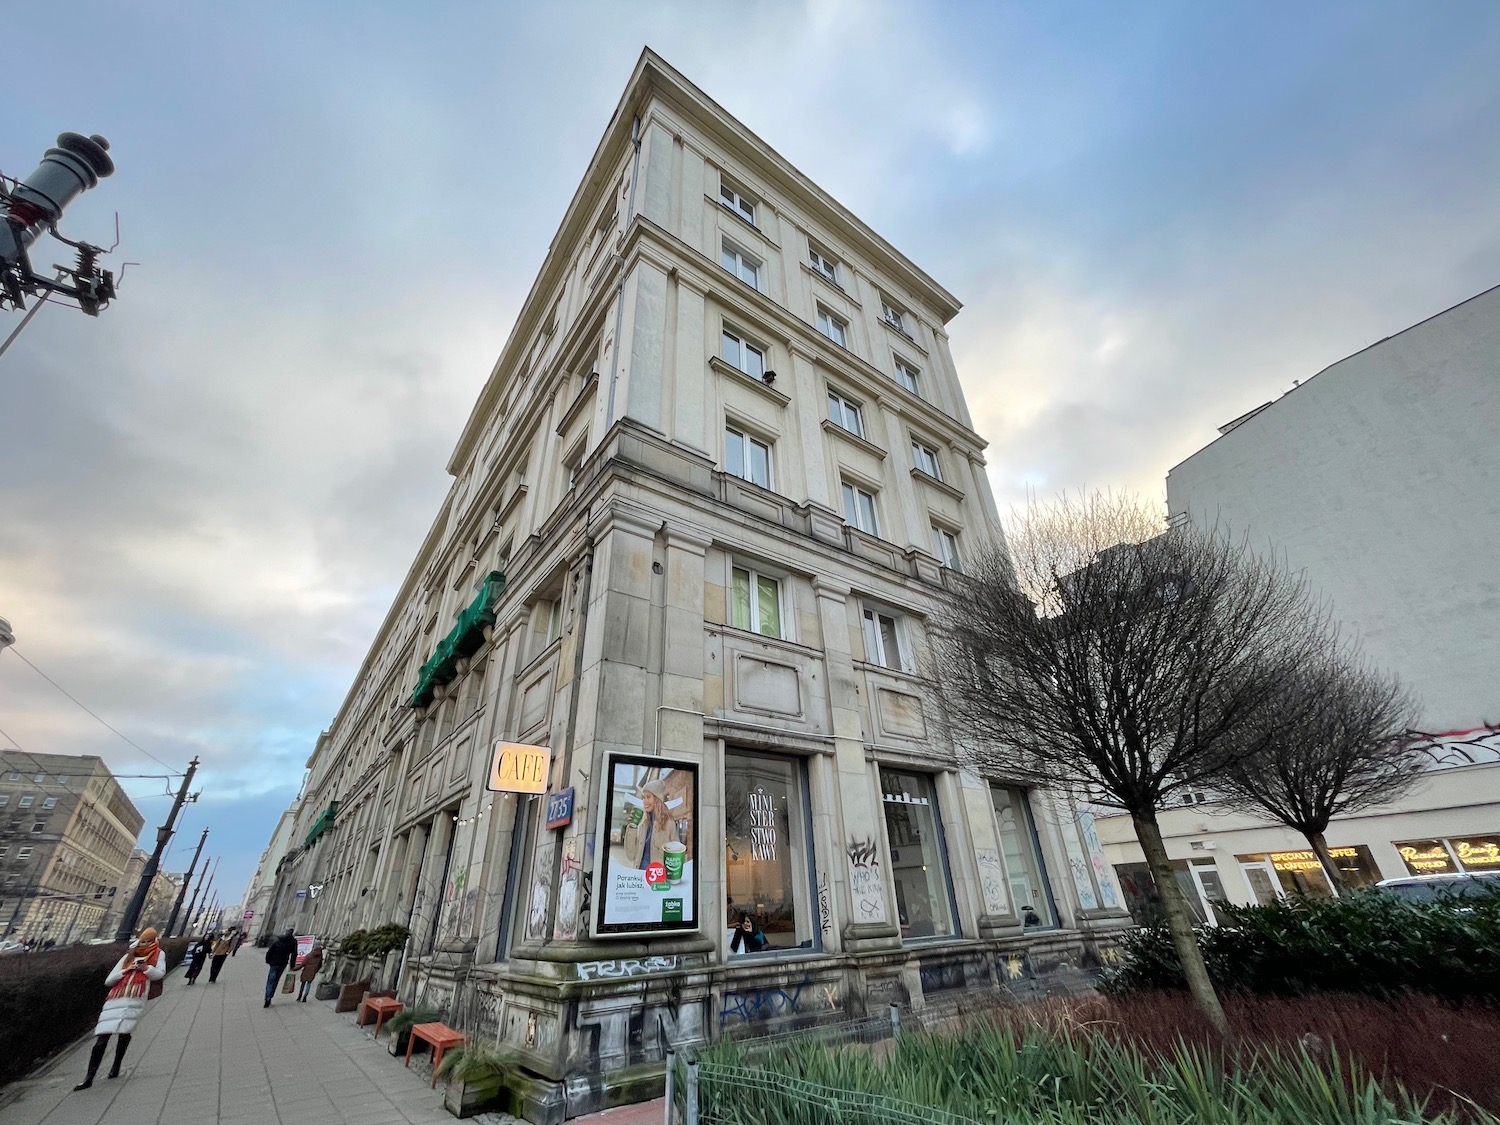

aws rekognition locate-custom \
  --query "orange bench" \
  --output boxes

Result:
[406,1021,465,1087]
[358,995,403,1038]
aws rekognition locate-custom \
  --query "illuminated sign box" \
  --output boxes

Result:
[487,742,550,794]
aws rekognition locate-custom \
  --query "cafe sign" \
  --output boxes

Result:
[487,741,551,794]
[1268,847,1358,874]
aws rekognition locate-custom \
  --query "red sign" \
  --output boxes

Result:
[644,861,667,888]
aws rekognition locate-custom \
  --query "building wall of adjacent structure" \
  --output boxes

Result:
[0,752,144,943]
[260,50,1128,1119]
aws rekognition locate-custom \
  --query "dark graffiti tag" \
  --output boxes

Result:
[719,977,811,1025]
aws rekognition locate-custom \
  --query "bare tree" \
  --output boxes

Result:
[1215,655,1421,893]
[928,493,1329,1034]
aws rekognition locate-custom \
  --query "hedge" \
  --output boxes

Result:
[0,937,190,1086]
[1101,888,1500,1001]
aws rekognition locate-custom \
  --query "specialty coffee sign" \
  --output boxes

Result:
[487,741,551,794]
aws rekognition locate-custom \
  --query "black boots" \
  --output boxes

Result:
[74,1035,109,1090]
[107,1034,131,1079]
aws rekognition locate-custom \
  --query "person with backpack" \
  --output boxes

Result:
[263,929,298,1008]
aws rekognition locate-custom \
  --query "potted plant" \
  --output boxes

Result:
[437,1042,516,1118]
[385,1006,446,1059]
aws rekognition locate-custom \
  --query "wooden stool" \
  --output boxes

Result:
[358,995,403,1038]
[406,1022,465,1087]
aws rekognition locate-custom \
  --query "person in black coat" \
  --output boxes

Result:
[184,934,212,985]
[263,929,298,1008]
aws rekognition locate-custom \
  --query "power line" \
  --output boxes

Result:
[5,647,174,770]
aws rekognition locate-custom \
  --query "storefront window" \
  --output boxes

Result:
[1238,844,1381,897]
[1396,834,1500,876]
[880,769,958,940]
[990,785,1056,928]
[724,751,815,955]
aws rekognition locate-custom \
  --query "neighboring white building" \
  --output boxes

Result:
[1098,285,1500,921]
[257,49,1128,1121]
[242,797,300,940]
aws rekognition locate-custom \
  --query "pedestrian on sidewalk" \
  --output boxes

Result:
[208,932,234,982]
[231,928,244,956]
[74,927,165,1090]
[184,934,212,985]
[296,941,324,1002]
[264,929,297,1007]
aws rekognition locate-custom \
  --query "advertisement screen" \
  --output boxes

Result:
[597,755,698,934]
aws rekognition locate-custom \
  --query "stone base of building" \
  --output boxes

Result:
[397,924,1130,1123]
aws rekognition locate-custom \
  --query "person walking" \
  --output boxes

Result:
[263,929,297,1007]
[184,934,211,985]
[208,932,234,982]
[296,941,324,1002]
[231,928,244,956]
[74,927,165,1090]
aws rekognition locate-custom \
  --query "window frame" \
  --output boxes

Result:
[730,564,786,639]
[725,424,773,489]
[17,847,32,860]
[879,767,961,942]
[719,180,757,225]
[721,327,766,378]
[881,299,908,333]
[808,243,839,284]
[933,525,962,571]
[17,796,32,809]
[840,480,879,536]
[723,748,820,957]
[720,238,761,290]
[911,440,942,480]
[826,390,865,437]
[861,603,908,672]
[41,797,57,810]
[894,357,921,396]
[816,306,849,348]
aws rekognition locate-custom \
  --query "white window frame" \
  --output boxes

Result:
[721,328,766,378]
[721,238,761,290]
[816,307,848,347]
[17,796,32,809]
[840,480,879,535]
[730,564,786,639]
[881,299,908,333]
[808,243,838,284]
[17,847,32,860]
[912,440,942,480]
[726,424,773,489]
[719,180,757,225]
[862,604,908,671]
[827,390,864,437]
[895,357,921,395]
[41,797,56,810]
[32,773,43,784]
[0,796,9,807]
[5,773,18,782]
[933,526,962,572]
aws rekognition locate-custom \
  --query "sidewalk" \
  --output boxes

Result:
[0,954,461,1125]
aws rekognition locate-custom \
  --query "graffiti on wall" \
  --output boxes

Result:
[553,835,584,942]
[575,956,679,981]
[1411,725,1500,769]
[816,871,832,938]
[718,976,837,1025]
[846,836,886,923]
[1076,809,1120,909]
[1056,805,1100,910]
[974,848,1009,915]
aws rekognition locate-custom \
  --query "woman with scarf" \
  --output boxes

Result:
[74,927,166,1090]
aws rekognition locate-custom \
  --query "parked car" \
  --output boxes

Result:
[1375,872,1500,903]
[0,940,28,954]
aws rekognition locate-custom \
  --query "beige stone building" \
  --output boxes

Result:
[0,751,143,944]
[262,50,1129,1120]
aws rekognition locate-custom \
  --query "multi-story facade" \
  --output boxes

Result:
[262,50,1128,1120]
[101,848,183,937]
[1097,284,1500,920]
[0,751,144,943]
[243,798,300,940]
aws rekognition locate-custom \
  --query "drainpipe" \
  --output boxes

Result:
[603,114,644,429]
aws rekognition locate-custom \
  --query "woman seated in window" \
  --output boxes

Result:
[729,911,768,955]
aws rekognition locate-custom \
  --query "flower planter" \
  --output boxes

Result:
[335,979,371,1013]
[443,1073,506,1118]
[314,980,341,1001]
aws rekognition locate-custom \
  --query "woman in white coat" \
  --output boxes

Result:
[74,927,166,1090]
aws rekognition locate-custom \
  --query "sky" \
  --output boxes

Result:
[3,1,1498,914]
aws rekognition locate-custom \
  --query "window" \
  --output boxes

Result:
[816,307,848,347]
[880,769,957,940]
[933,526,961,571]
[841,481,878,535]
[1395,835,1500,876]
[861,606,905,671]
[826,391,864,437]
[808,244,838,284]
[17,797,32,809]
[894,357,921,395]
[32,773,44,784]
[0,847,7,858]
[562,441,585,489]
[5,773,18,782]
[56,775,67,785]
[731,567,783,639]
[542,599,563,646]
[0,796,8,808]
[991,786,1056,928]
[911,441,942,479]
[721,328,765,378]
[17,847,31,860]
[31,823,43,833]
[41,797,56,810]
[881,299,908,334]
[725,751,816,955]
[720,239,761,289]
[725,426,772,488]
[719,180,756,224]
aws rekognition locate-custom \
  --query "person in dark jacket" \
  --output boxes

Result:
[263,930,298,1008]
[184,935,212,985]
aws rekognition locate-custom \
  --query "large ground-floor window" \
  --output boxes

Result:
[880,768,958,941]
[1237,844,1382,899]
[990,785,1057,929]
[1395,834,1500,876]
[724,750,816,956]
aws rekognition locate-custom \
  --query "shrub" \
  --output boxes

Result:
[336,923,410,960]
[435,1041,518,1083]
[1102,889,1500,1002]
[386,1006,445,1037]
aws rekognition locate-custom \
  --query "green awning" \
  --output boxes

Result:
[304,800,339,849]
[408,570,505,708]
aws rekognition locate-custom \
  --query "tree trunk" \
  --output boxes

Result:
[1306,830,1344,897]
[1132,811,1229,1035]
